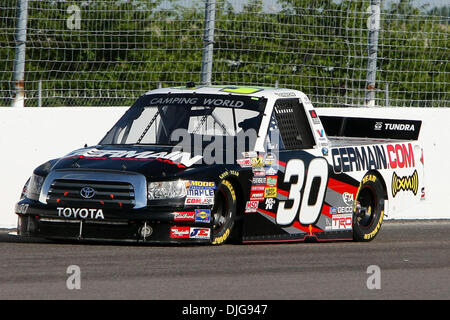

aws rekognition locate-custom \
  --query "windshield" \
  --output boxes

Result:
[100,94,266,148]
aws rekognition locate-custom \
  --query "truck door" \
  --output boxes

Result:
[243,98,329,242]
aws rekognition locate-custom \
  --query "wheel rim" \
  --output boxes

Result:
[212,187,231,236]
[356,187,377,228]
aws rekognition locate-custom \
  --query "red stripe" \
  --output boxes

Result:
[291,221,323,233]
[321,204,332,218]
[66,156,186,168]
[258,208,323,234]
[327,177,358,195]
[243,237,353,244]
[257,208,276,218]
[277,188,289,197]
[277,160,286,167]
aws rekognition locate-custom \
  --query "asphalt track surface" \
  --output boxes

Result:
[0,220,448,301]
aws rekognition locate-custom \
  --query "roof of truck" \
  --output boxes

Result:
[144,85,306,99]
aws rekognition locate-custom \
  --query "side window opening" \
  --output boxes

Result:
[272,98,315,150]
[265,112,285,151]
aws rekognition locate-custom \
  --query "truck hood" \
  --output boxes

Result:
[51,145,204,178]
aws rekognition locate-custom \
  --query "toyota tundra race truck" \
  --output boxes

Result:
[15,85,425,244]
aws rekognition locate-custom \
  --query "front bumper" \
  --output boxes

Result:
[15,199,213,244]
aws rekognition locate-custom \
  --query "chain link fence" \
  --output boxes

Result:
[0,0,448,107]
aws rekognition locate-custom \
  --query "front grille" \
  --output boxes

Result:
[47,179,135,209]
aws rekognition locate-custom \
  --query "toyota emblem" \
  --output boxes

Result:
[80,186,96,199]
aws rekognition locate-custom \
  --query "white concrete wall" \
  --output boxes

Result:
[0,107,127,228]
[318,107,450,220]
[0,107,448,227]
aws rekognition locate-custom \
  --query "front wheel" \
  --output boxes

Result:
[353,174,385,242]
[211,180,237,245]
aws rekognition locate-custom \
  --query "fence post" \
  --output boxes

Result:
[365,0,380,107]
[201,0,216,86]
[12,0,28,108]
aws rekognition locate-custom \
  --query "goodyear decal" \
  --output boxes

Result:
[363,174,377,184]
[212,228,230,245]
[392,170,419,197]
[222,180,236,201]
[364,211,384,240]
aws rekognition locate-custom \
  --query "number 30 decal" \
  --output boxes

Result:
[276,158,329,226]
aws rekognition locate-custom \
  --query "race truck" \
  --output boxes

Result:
[16,85,425,244]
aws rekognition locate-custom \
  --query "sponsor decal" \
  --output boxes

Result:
[386,143,415,169]
[265,167,277,175]
[317,129,324,138]
[309,110,320,125]
[274,91,296,97]
[189,227,211,239]
[250,191,265,201]
[57,207,104,219]
[264,187,277,198]
[185,197,214,205]
[383,123,415,131]
[265,198,276,210]
[342,192,354,206]
[331,145,388,173]
[250,190,264,201]
[189,181,216,189]
[237,158,252,167]
[245,201,259,213]
[186,188,214,197]
[266,176,278,187]
[174,211,195,221]
[170,226,190,239]
[329,214,352,230]
[185,183,215,206]
[392,170,419,197]
[65,148,202,167]
[252,177,266,185]
[251,185,265,192]
[195,209,211,223]
[374,122,383,131]
[264,153,277,166]
[253,168,266,176]
[148,96,245,108]
[251,156,265,168]
[242,151,258,158]
[329,206,352,214]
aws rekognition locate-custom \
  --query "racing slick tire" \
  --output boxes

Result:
[211,180,237,245]
[352,173,385,242]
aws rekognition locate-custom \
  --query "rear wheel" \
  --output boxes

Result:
[353,174,385,242]
[211,180,237,245]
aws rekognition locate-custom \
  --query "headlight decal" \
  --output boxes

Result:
[147,180,188,200]
[25,174,45,200]
[147,179,216,205]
